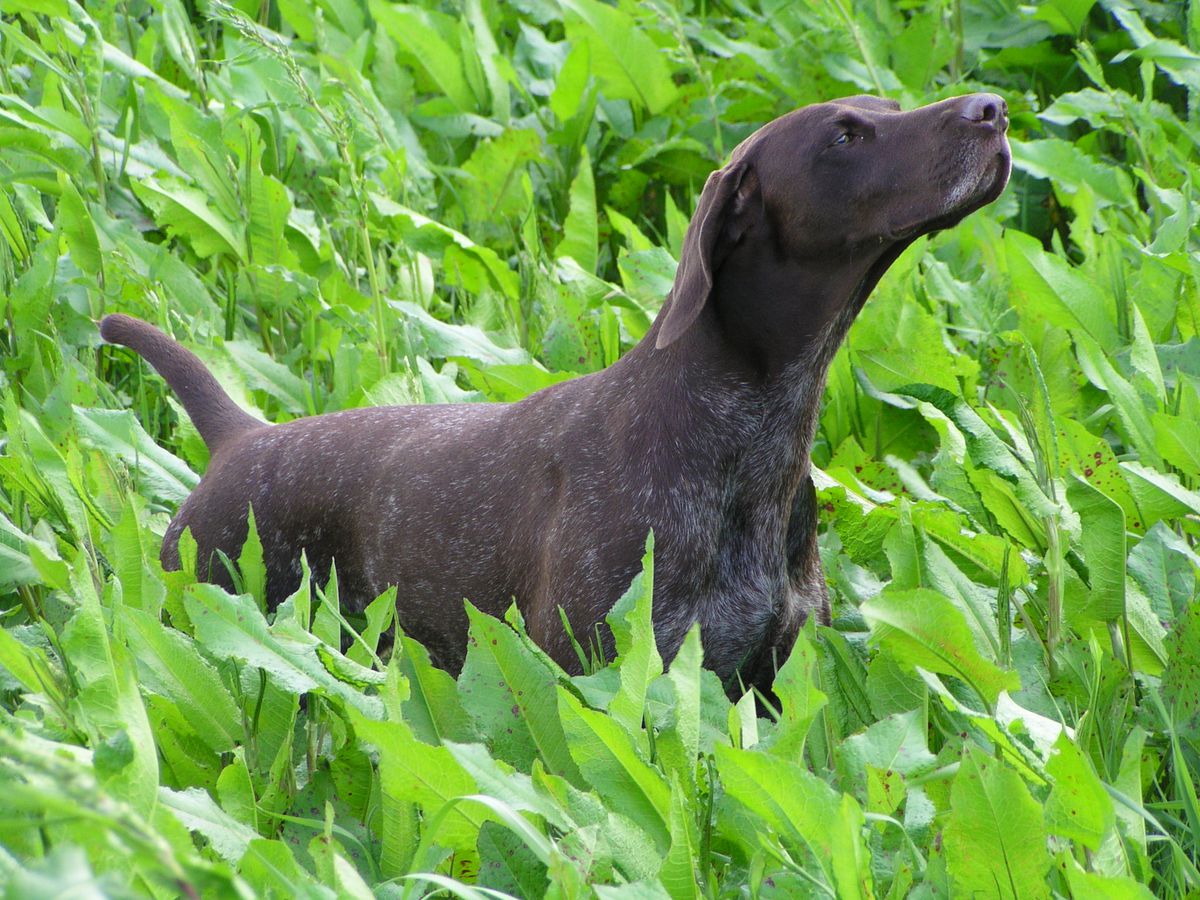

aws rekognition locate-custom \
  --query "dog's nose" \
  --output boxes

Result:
[960,93,1008,133]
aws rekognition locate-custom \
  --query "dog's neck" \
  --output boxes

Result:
[630,247,888,476]
[615,245,890,561]
[713,244,888,379]
[712,253,875,506]
[599,249,892,674]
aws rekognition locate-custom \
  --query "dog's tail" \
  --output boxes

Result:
[100,314,265,453]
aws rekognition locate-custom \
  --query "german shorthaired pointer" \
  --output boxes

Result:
[102,93,1010,693]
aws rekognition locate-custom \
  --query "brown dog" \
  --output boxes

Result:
[102,93,1010,693]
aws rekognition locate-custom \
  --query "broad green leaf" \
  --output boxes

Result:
[1063,861,1156,900]
[556,145,598,272]
[57,15,189,98]
[0,624,61,698]
[73,407,199,503]
[1123,581,1169,675]
[159,785,257,863]
[183,583,381,716]
[246,171,296,271]
[829,792,873,900]
[866,650,927,720]
[445,741,574,833]
[550,39,590,122]
[1032,0,1096,35]
[606,206,656,254]
[223,341,308,415]
[478,823,551,896]
[835,709,936,798]
[459,128,542,225]
[714,743,871,897]
[560,0,679,115]
[460,362,576,402]
[920,673,1051,785]
[1128,523,1197,622]
[157,0,203,87]
[882,500,921,588]
[900,385,1059,523]
[60,553,159,816]
[352,714,482,854]
[1040,89,1121,129]
[655,625,703,793]
[458,604,580,780]
[215,753,256,830]
[1074,334,1161,467]
[394,627,474,744]
[307,832,374,900]
[238,506,266,613]
[618,247,678,309]
[239,838,333,898]
[1065,473,1126,622]
[1109,3,1200,91]
[131,176,245,261]
[606,534,662,738]
[0,510,42,589]
[393,301,531,367]
[120,606,241,754]
[152,88,240,222]
[861,588,1019,708]
[1162,602,1200,743]
[727,688,758,750]
[1057,417,1142,529]
[814,624,874,742]
[916,505,1029,589]
[107,499,166,616]
[1113,727,1151,873]
[659,776,702,900]
[1121,460,1200,520]
[1044,732,1114,850]
[56,178,102,278]
[371,195,520,299]
[371,2,477,111]
[184,586,314,693]
[763,627,826,760]
[1128,306,1166,402]
[1153,410,1200,477]
[463,0,508,121]
[1005,229,1120,349]
[557,688,670,850]
[1010,137,1134,208]
[851,287,977,392]
[0,189,30,267]
[907,513,1007,658]
[943,745,1051,899]
[0,90,93,148]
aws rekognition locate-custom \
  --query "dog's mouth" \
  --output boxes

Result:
[886,145,1012,242]
[846,146,1010,318]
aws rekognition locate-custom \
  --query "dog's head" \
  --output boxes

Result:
[656,94,1011,349]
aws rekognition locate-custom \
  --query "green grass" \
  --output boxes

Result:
[1,0,1199,895]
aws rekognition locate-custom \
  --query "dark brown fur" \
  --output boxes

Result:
[101,94,1010,693]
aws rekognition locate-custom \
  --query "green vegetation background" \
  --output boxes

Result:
[1,0,1199,896]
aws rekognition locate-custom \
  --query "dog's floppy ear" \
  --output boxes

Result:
[656,162,758,349]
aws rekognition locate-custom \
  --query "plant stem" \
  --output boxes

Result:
[1044,516,1062,682]
[831,0,886,95]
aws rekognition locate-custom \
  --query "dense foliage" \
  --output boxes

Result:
[2,0,1199,895]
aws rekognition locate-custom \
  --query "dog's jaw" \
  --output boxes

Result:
[887,142,1011,243]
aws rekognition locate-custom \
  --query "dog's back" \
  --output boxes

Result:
[101,316,632,669]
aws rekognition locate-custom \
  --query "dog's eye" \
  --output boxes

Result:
[833,132,853,145]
